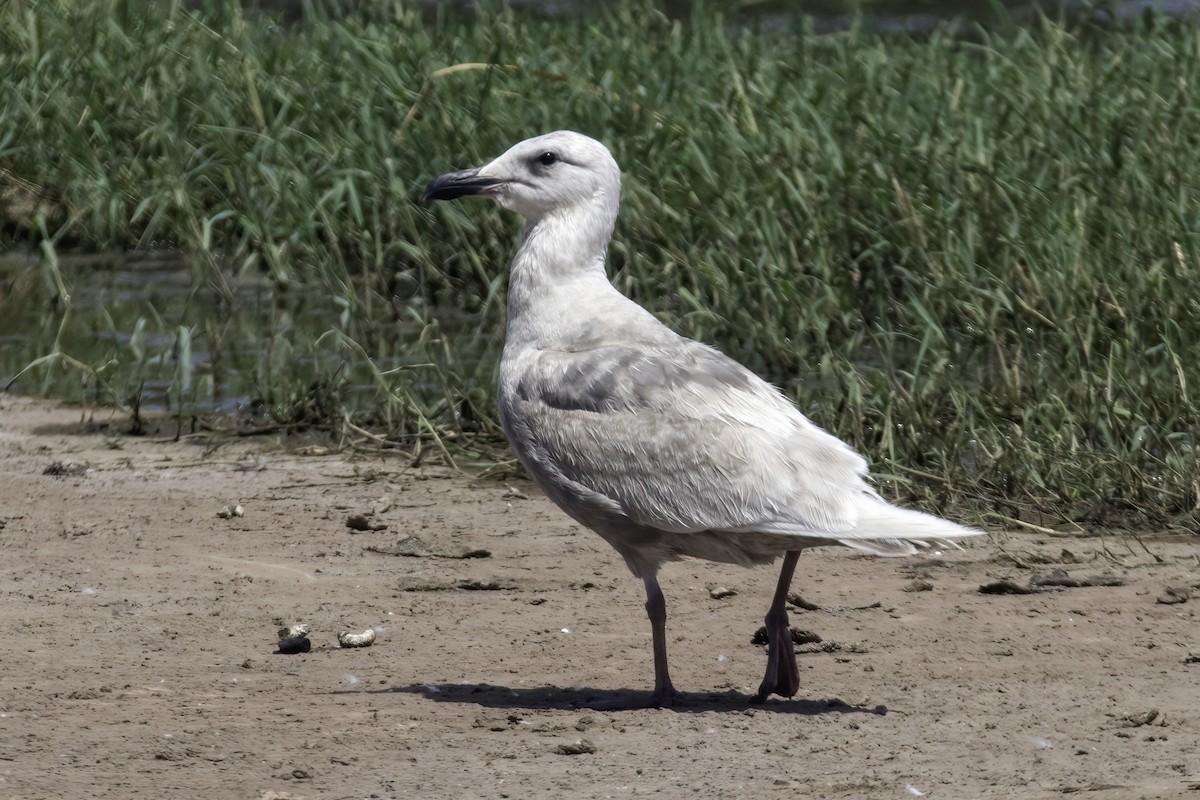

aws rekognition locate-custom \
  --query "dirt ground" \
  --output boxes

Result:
[0,394,1198,800]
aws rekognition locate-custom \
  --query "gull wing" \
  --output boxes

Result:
[501,339,871,537]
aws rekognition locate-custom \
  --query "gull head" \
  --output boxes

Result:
[422,131,620,224]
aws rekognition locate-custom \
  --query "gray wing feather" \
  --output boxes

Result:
[502,340,870,536]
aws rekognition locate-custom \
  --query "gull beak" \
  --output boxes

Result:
[421,167,504,202]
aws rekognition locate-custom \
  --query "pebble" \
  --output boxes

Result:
[277,637,311,654]
[216,504,244,519]
[1156,586,1190,605]
[555,739,596,755]
[278,624,311,640]
[337,628,377,648]
[277,623,311,654]
[346,513,388,532]
[1122,709,1159,727]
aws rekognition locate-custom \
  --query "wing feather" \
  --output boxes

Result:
[500,339,870,536]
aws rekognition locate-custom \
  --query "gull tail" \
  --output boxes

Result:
[835,497,984,557]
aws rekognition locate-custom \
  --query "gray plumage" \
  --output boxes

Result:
[424,131,983,706]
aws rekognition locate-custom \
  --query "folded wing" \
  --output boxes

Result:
[504,339,874,539]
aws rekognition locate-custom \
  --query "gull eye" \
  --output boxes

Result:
[537,151,558,167]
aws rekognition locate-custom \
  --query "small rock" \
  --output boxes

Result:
[277,637,311,655]
[459,548,492,559]
[277,624,311,640]
[708,586,738,600]
[1122,709,1159,727]
[555,738,596,755]
[346,514,387,532]
[337,628,377,648]
[216,504,244,519]
[1157,586,1190,605]
[903,579,933,592]
[473,715,510,732]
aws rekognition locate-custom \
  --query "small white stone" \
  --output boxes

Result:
[337,628,377,648]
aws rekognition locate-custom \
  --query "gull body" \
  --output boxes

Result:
[423,131,983,706]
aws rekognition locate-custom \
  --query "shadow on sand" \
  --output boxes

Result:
[361,682,889,715]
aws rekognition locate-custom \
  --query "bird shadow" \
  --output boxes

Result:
[359,682,888,716]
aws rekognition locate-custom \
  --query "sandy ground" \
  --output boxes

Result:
[0,393,1198,800]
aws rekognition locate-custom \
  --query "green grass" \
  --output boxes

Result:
[1,0,1198,530]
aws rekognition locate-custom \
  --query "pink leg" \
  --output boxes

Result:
[752,550,802,703]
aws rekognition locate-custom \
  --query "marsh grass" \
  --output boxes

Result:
[1,0,1197,529]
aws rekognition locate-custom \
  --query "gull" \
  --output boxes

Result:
[423,131,983,707]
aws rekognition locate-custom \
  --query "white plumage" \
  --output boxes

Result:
[424,131,983,706]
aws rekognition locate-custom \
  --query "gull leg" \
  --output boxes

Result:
[586,572,678,710]
[644,573,678,707]
[752,550,802,703]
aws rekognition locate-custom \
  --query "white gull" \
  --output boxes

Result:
[423,130,983,707]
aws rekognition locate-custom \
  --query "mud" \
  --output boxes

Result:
[0,394,1197,799]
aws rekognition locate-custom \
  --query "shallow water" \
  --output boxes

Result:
[0,249,481,418]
